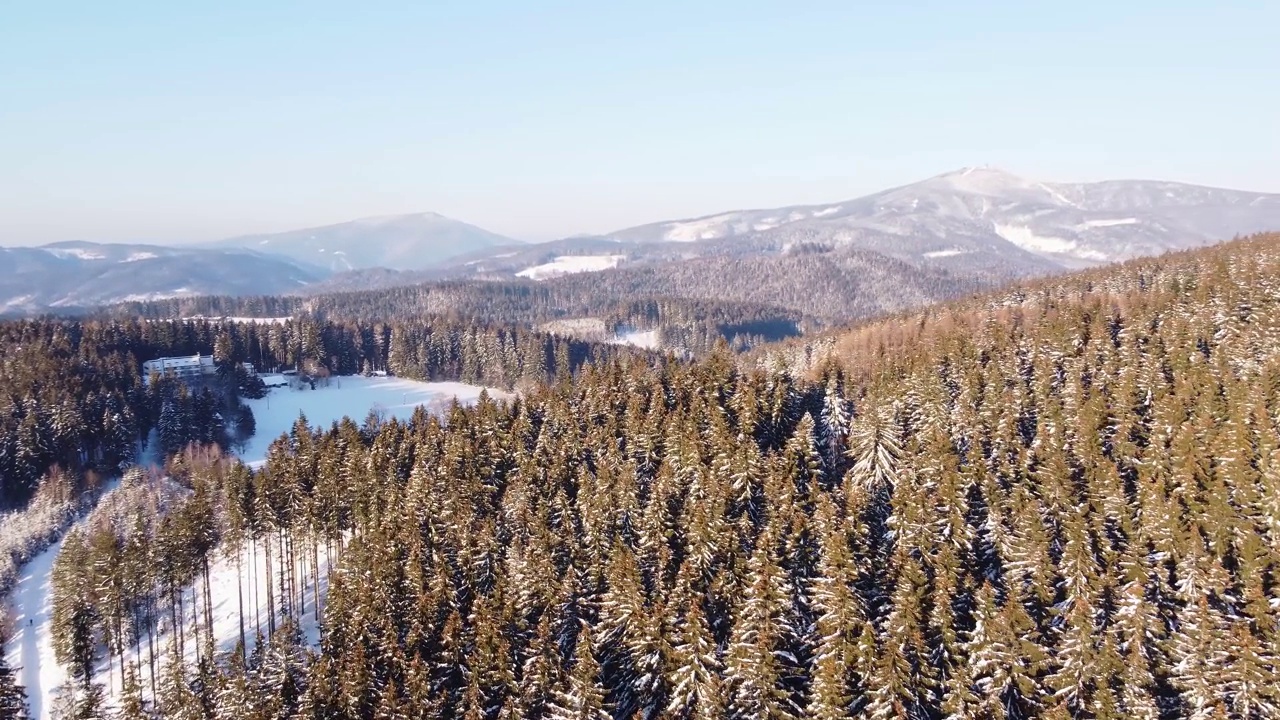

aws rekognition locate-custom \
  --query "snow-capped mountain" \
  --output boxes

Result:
[609,167,1280,270]
[209,212,521,272]
[0,241,325,314]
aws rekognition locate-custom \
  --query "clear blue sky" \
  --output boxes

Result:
[3,0,1277,244]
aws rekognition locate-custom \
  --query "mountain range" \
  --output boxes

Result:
[604,167,1280,271]
[0,242,323,314]
[205,211,519,272]
[4,168,1278,315]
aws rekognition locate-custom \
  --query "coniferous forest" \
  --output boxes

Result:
[4,235,1280,718]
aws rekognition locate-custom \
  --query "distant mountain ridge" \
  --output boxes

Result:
[7,170,1279,317]
[207,211,522,272]
[606,167,1280,270]
[0,241,323,314]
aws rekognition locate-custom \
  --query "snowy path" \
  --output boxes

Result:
[6,521,74,719]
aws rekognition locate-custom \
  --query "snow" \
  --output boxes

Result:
[183,316,292,325]
[1,295,34,311]
[993,223,1109,262]
[661,213,741,242]
[121,252,158,262]
[1036,182,1080,208]
[515,255,625,280]
[3,479,120,720]
[922,248,973,258]
[239,375,510,466]
[116,288,193,302]
[5,527,67,720]
[813,206,842,217]
[608,328,661,350]
[1,376,510,716]
[4,513,332,718]
[42,248,105,261]
[258,373,289,387]
[1077,217,1139,228]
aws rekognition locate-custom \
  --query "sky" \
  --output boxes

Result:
[2,1,1278,245]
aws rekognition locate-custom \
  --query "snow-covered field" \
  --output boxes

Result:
[515,255,625,280]
[3,376,507,716]
[240,375,510,465]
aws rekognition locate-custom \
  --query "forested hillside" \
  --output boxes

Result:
[21,234,1280,718]
[106,244,986,356]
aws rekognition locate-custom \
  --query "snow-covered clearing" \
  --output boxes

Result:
[115,288,193,303]
[609,328,661,350]
[993,223,1108,262]
[539,317,609,340]
[661,213,739,242]
[536,319,661,350]
[1077,217,1138,229]
[42,248,105,261]
[121,252,158,262]
[183,316,293,324]
[922,248,973,258]
[241,375,510,466]
[515,255,626,280]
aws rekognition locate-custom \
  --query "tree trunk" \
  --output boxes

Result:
[237,547,247,659]
[265,531,276,635]
[251,536,262,637]
[202,555,214,651]
[190,582,200,667]
[312,537,321,623]
[147,601,158,701]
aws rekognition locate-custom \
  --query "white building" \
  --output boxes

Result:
[142,354,255,384]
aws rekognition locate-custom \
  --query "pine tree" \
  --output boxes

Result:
[0,649,30,720]
[723,533,799,720]
[548,625,611,720]
[665,597,724,720]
